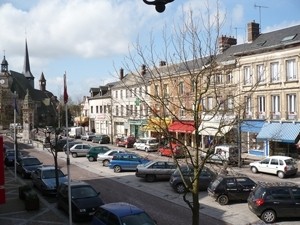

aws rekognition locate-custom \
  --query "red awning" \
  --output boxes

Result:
[168,121,195,133]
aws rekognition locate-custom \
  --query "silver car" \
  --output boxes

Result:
[70,143,92,158]
[97,149,125,166]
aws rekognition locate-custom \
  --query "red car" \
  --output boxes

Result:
[159,143,185,158]
[116,136,136,148]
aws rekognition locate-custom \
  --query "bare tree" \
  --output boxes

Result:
[119,3,258,225]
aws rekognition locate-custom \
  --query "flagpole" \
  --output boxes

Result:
[64,72,72,225]
[13,92,17,180]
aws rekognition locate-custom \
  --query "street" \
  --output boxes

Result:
[5,137,300,225]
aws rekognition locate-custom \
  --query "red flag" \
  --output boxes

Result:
[64,73,68,104]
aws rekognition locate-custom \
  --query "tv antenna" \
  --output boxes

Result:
[254,4,268,31]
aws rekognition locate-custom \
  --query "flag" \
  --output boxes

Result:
[64,73,68,104]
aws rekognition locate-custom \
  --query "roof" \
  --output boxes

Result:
[100,202,143,217]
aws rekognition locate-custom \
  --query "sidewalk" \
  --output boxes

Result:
[0,168,68,225]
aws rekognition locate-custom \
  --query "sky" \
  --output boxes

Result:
[0,0,300,102]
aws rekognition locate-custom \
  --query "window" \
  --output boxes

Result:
[115,90,118,98]
[286,59,297,80]
[207,97,213,110]
[154,85,159,97]
[100,106,103,113]
[227,96,234,110]
[258,96,266,113]
[104,105,106,113]
[96,106,99,113]
[126,89,129,98]
[126,105,129,116]
[257,64,265,83]
[163,84,169,98]
[178,81,184,95]
[217,96,225,110]
[270,62,280,82]
[245,96,252,115]
[215,74,223,84]
[243,66,252,85]
[120,90,123,99]
[115,106,119,116]
[271,95,280,113]
[90,106,93,114]
[226,72,232,84]
[121,105,124,116]
[287,94,296,114]
[179,106,185,117]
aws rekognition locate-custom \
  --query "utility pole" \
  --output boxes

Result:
[254,4,268,31]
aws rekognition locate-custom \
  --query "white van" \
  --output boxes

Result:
[207,145,239,165]
[133,137,159,152]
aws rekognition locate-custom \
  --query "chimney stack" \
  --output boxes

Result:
[120,68,124,80]
[248,21,260,42]
[159,61,166,66]
[141,64,146,76]
[218,36,237,53]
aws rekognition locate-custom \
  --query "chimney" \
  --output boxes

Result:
[248,21,260,42]
[218,36,237,53]
[159,61,166,66]
[141,64,146,76]
[120,68,124,80]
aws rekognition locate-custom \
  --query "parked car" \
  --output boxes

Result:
[62,140,82,153]
[16,156,43,178]
[81,132,96,141]
[169,165,216,194]
[158,143,185,158]
[249,155,298,178]
[86,146,111,162]
[136,160,177,182]
[133,137,159,152]
[31,166,68,195]
[57,180,104,221]
[91,202,157,225]
[52,138,75,152]
[4,150,23,167]
[92,135,110,144]
[97,149,125,166]
[248,181,300,223]
[108,152,150,173]
[69,143,92,158]
[207,173,256,205]
[116,136,135,148]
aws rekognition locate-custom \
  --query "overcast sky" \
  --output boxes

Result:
[1,0,300,102]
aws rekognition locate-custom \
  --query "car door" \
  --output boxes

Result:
[32,169,41,189]
[257,158,271,173]
[268,187,295,217]
[129,155,142,170]
[291,187,300,216]
[266,158,279,174]
[235,177,256,201]
[199,169,215,191]
[223,178,239,200]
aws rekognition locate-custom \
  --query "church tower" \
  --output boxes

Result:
[22,89,34,141]
[39,72,46,91]
[23,39,35,88]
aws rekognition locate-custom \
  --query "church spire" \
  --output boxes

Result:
[23,39,34,87]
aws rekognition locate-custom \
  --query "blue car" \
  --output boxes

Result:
[108,152,150,173]
[91,202,157,225]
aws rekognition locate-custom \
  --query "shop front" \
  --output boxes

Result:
[168,121,195,147]
[256,121,300,158]
[141,117,172,138]
[128,119,147,138]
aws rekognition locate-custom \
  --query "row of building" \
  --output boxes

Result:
[81,21,300,158]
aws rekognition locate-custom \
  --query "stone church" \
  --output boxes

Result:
[0,39,59,139]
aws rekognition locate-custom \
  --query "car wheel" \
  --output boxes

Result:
[88,156,94,162]
[261,209,276,223]
[103,160,109,167]
[72,153,77,158]
[277,171,285,179]
[114,166,122,173]
[217,195,229,205]
[251,166,258,174]
[145,174,156,182]
[145,148,149,152]
[175,183,186,194]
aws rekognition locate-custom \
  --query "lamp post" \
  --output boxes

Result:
[143,0,174,13]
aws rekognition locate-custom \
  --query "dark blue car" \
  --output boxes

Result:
[91,202,157,225]
[108,152,150,173]
[16,156,43,178]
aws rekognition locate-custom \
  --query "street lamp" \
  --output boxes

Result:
[143,0,174,13]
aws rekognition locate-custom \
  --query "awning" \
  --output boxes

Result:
[168,121,195,133]
[142,117,172,132]
[256,122,300,143]
[241,120,265,133]
[74,116,89,125]
[199,121,233,136]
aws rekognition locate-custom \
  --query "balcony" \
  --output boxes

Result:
[270,112,281,120]
[286,112,297,121]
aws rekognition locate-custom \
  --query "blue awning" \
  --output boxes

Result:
[256,122,300,143]
[241,120,265,133]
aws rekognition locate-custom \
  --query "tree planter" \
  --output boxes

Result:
[19,185,31,200]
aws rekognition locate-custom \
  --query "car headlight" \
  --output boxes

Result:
[79,208,86,213]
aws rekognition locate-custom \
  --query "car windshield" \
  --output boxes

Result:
[121,212,156,225]
[149,139,158,144]
[23,158,41,166]
[71,186,98,199]
[42,169,65,179]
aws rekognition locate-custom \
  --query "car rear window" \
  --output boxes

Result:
[285,158,296,165]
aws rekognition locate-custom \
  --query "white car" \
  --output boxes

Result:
[97,149,125,166]
[249,155,298,178]
[133,138,159,152]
